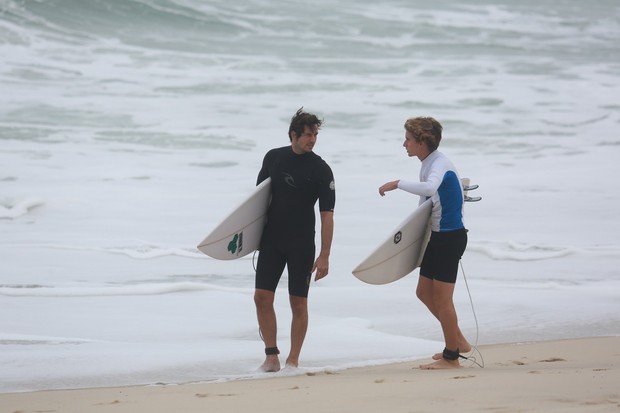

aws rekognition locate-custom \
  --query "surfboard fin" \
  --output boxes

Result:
[462,180,482,202]
[465,195,482,202]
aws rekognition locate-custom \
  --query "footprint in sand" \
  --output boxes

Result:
[539,357,566,363]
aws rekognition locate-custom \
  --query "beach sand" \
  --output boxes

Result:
[2,336,618,413]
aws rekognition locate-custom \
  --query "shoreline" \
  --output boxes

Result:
[2,336,619,412]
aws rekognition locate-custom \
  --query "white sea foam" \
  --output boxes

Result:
[0,197,45,219]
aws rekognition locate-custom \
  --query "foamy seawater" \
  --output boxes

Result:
[1,0,619,393]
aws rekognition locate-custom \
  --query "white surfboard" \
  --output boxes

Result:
[352,178,474,285]
[352,198,432,285]
[197,178,271,260]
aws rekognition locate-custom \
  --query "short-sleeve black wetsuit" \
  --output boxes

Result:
[255,146,335,297]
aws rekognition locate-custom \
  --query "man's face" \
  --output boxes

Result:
[291,125,318,154]
[403,131,423,158]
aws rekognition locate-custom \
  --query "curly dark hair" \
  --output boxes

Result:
[288,107,323,141]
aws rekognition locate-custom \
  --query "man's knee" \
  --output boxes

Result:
[416,284,432,305]
[289,295,307,315]
[254,289,275,308]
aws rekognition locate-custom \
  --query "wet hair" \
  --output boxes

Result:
[404,116,443,152]
[288,107,323,141]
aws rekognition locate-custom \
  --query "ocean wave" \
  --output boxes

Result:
[468,241,620,261]
[3,243,208,259]
[94,130,254,151]
[106,245,205,259]
[6,241,620,263]
[0,197,44,219]
[0,281,252,297]
[0,334,92,346]
[5,0,615,60]
[1,0,277,53]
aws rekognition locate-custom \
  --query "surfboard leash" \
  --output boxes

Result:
[459,259,485,368]
[252,249,259,272]
[458,180,484,367]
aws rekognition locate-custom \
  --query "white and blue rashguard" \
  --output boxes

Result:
[397,150,465,233]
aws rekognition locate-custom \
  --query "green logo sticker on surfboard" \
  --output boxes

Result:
[196,177,271,260]
[227,232,243,255]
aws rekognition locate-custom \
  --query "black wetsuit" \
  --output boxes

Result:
[255,146,335,297]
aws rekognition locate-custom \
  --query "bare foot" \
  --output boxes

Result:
[285,358,299,368]
[259,355,281,372]
[420,358,461,370]
[432,341,472,360]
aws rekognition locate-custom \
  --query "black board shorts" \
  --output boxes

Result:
[420,228,467,284]
[255,237,316,298]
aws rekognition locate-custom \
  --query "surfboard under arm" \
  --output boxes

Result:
[197,178,271,260]
[352,177,480,285]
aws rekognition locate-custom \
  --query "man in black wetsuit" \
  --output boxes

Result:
[255,108,335,372]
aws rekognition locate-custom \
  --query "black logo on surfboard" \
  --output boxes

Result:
[393,231,402,244]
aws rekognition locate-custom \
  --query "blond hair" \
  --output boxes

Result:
[404,117,443,152]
